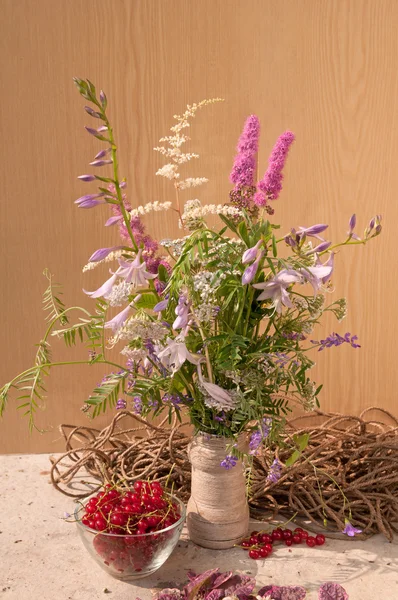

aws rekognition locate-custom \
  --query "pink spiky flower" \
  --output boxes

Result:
[254,130,295,207]
[230,115,261,190]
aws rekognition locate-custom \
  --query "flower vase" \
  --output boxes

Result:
[186,433,249,549]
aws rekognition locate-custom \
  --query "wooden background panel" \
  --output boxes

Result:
[0,0,397,454]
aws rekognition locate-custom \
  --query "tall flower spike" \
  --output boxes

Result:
[254,130,295,206]
[230,115,260,189]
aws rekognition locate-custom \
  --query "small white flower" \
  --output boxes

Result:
[157,336,200,373]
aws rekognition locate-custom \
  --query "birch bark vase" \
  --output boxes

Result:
[186,433,249,549]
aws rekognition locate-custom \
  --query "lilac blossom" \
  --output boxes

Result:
[297,223,328,240]
[300,263,333,293]
[89,159,113,167]
[78,174,96,182]
[342,520,362,537]
[88,246,123,262]
[347,214,361,240]
[254,130,295,206]
[104,303,133,332]
[173,294,190,329]
[94,148,112,160]
[157,336,200,373]
[242,252,263,285]
[249,417,272,455]
[132,395,143,414]
[116,398,127,410]
[117,250,157,287]
[220,455,238,470]
[105,215,123,226]
[75,193,105,208]
[312,332,360,351]
[84,271,118,299]
[252,269,302,313]
[266,457,283,483]
[307,241,331,254]
[242,240,262,264]
[154,295,170,312]
[230,115,260,189]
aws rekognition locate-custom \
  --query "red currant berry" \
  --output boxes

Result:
[133,480,143,492]
[315,534,326,546]
[241,539,251,548]
[285,539,293,547]
[292,534,302,544]
[88,519,96,529]
[248,549,260,559]
[294,527,304,534]
[259,533,273,544]
[95,517,107,531]
[82,517,90,527]
[271,530,282,541]
[300,530,308,540]
[249,535,259,544]
[250,530,260,535]
[282,529,293,539]
[306,536,316,547]
[258,547,269,558]
[264,543,273,553]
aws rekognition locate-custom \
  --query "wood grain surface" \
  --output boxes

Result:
[1,0,397,453]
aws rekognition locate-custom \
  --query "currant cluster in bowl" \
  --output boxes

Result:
[240,527,326,560]
[75,481,185,580]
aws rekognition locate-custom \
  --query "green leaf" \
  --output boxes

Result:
[285,449,301,467]
[158,264,169,283]
[293,433,310,452]
[272,235,277,257]
[134,293,158,310]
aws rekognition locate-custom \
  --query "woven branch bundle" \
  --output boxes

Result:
[50,407,398,540]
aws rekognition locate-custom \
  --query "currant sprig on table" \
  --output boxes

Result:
[239,527,326,560]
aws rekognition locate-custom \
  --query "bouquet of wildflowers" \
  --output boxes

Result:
[0,79,381,466]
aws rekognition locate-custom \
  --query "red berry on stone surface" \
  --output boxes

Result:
[250,530,259,535]
[264,543,273,553]
[292,534,302,544]
[241,539,251,548]
[285,539,293,547]
[249,535,259,544]
[248,549,260,559]
[300,530,308,539]
[259,533,273,544]
[315,534,326,545]
[306,536,316,547]
[271,530,282,541]
[258,547,269,558]
[282,529,293,539]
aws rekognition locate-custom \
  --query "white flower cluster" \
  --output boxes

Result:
[202,386,240,412]
[128,201,172,218]
[155,164,180,180]
[82,250,124,273]
[160,236,189,257]
[175,177,208,190]
[121,346,147,362]
[193,271,217,303]
[113,317,169,343]
[195,303,218,323]
[107,281,132,307]
[181,200,242,229]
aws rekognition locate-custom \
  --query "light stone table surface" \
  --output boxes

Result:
[1,454,397,599]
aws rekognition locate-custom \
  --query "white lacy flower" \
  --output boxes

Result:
[113,318,169,343]
[107,281,132,307]
[155,163,180,180]
[121,346,147,362]
[128,201,172,217]
[175,177,208,190]
[201,381,239,412]
[181,200,243,229]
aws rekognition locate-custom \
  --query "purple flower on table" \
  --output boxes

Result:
[104,303,133,332]
[342,519,362,537]
[84,271,118,299]
[88,246,123,262]
[266,457,283,483]
[254,130,295,206]
[252,269,302,313]
[312,332,360,351]
[157,336,200,374]
[116,398,127,410]
[220,455,238,470]
[230,115,261,190]
[117,250,157,287]
[173,294,190,330]
[75,193,105,208]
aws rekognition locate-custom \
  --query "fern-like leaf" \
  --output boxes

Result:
[42,269,69,326]
[86,371,128,418]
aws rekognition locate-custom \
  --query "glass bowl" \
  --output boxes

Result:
[75,493,186,581]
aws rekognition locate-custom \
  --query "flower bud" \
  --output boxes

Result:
[242,240,262,264]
